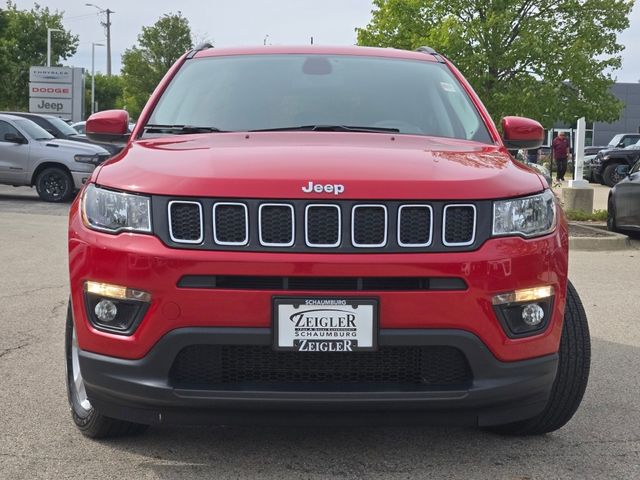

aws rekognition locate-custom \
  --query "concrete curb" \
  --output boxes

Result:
[568,222,631,251]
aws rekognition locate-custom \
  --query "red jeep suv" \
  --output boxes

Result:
[66,45,590,438]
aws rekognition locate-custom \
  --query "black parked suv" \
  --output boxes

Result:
[584,133,640,157]
[1,112,120,156]
[593,140,640,187]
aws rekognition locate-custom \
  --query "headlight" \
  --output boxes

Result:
[493,189,557,238]
[82,183,151,233]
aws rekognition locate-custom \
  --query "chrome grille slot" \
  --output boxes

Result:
[213,203,248,245]
[259,203,295,247]
[352,205,387,247]
[168,201,203,244]
[443,205,476,246]
[305,204,341,247]
[398,205,433,247]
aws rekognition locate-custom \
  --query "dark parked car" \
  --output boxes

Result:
[593,140,640,187]
[608,160,640,235]
[1,112,120,156]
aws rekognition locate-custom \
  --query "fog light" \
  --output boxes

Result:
[492,285,555,338]
[522,303,544,326]
[94,299,117,323]
[83,281,151,335]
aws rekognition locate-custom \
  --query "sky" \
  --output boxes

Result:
[12,0,640,82]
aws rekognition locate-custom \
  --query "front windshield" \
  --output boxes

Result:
[148,54,492,143]
[14,119,54,140]
[48,116,79,136]
[608,134,623,146]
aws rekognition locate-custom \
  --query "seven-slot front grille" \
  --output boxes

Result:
[155,198,489,252]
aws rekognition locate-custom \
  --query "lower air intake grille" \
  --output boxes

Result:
[169,345,472,390]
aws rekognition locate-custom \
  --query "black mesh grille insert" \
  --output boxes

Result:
[169,202,202,242]
[353,206,386,245]
[444,206,475,245]
[214,204,247,244]
[399,206,432,245]
[306,206,340,246]
[260,205,293,245]
[169,345,472,390]
[178,275,467,291]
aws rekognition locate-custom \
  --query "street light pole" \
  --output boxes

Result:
[47,28,63,67]
[105,9,113,76]
[91,43,105,114]
[86,4,114,76]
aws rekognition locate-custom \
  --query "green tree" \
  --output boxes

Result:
[357,0,634,127]
[84,73,124,115]
[0,1,78,110]
[121,12,193,119]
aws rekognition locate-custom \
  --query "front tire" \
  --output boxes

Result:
[603,163,624,187]
[65,302,148,438]
[35,167,74,202]
[488,281,591,435]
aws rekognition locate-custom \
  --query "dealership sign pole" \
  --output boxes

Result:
[29,66,85,123]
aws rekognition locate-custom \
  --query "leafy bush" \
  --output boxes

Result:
[565,209,608,221]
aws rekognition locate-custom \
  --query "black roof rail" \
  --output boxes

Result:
[415,46,446,63]
[186,42,213,59]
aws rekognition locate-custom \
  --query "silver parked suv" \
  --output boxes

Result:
[0,114,110,202]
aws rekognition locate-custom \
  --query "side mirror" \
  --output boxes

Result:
[501,116,544,150]
[86,109,131,145]
[615,165,630,177]
[4,132,26,144]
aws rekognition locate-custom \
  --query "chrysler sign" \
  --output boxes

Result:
[29,67,72,84]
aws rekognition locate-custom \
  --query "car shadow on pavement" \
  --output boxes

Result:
[98,337,638,480]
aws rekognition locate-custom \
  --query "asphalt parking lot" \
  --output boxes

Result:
[1,185,639,479]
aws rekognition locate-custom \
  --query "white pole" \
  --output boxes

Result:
[91,43,104,115]
[569,117,589,188]
[91,44,95,114]
[47,29,51,67]
[46,28,62,67]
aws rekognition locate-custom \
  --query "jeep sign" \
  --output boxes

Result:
[29,98,72,115]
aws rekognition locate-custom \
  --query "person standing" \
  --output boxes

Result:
[552,132,571,182]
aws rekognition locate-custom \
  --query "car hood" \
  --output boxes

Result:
[96,132,545,200]
[597,146,639,158]
[38,138,110,155]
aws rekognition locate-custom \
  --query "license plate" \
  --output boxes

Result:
[274,297,378,352]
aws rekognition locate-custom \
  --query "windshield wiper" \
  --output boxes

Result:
[144,124,226,134]
[249,125,400,133]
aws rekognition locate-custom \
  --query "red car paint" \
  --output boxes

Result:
[71,46,562,365]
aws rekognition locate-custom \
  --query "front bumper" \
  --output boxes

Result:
[79,327,558,427]
[70,171,91,190]
[69,197,569,363]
